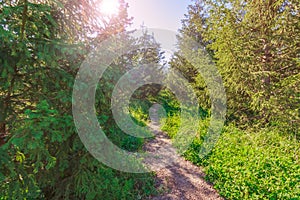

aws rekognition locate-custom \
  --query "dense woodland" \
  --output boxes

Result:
[0,0,299,199]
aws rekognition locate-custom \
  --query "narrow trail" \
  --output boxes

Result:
[143,105,223,200]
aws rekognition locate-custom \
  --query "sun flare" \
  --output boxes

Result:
[100,0,120,16]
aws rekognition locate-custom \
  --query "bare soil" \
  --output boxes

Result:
[144,106,223,200]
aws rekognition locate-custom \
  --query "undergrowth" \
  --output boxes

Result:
[158,90,300,200]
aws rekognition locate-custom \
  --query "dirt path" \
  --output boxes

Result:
[144,105,223,200]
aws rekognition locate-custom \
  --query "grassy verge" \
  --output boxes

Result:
[160,98,300,199]
[129,92,300,199]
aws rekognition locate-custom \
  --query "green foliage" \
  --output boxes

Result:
[156,90,181,116]
[130,98,153,126]
[161,96,300,200]
[206,126,300,200]
[207,0,299,131]
[161,113,180,139]
[1,0,298,199]
[161,108,300,199]
[169,3,300,197]
[174,0,300,133]
[0,0,160,199]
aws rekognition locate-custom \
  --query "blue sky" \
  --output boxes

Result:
[126,0,191,32]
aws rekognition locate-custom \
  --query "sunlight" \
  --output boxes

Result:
[100,0,120,16]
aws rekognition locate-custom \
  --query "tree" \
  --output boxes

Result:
[176,0,299,132]
[205,0,299,131]
[0,0,157,199]
[170,0,215,111]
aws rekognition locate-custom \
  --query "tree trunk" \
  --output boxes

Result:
[0,99,7,146]
[0,122,6,146]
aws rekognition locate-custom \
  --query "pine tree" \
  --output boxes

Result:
[173,0,299,132]
[170,0,213,110]
[0,0,157,199]
[204,0,299,132]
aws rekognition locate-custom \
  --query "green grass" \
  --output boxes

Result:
[100,90,300,200]
[207,126,300,199]
[161,109,300,200]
